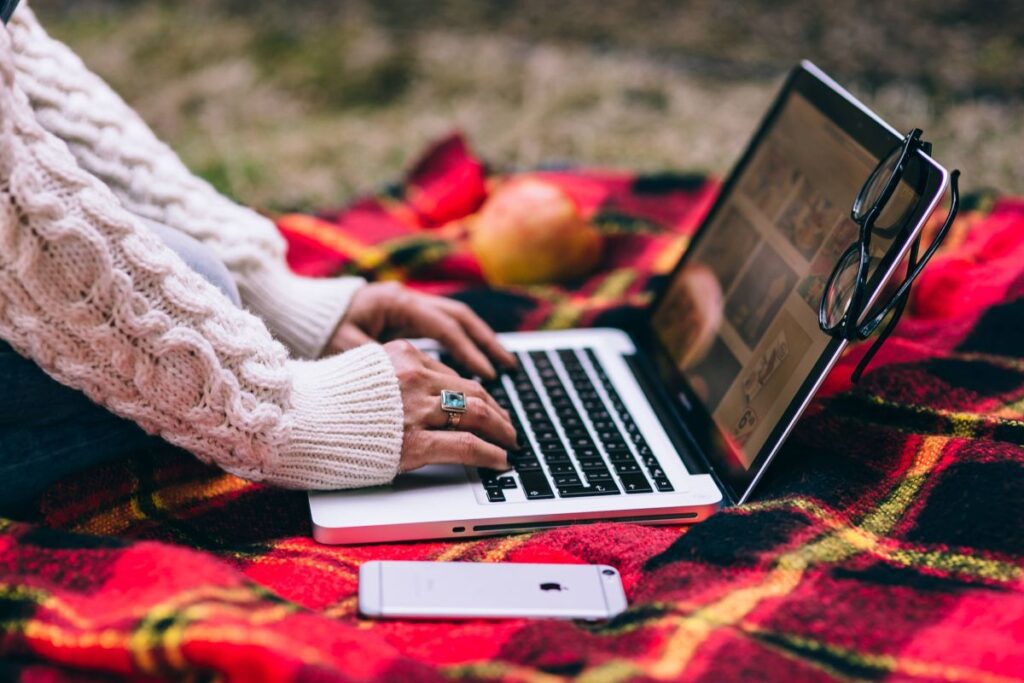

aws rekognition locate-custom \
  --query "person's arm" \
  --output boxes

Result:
[7,5,359,360]
[0,23,406,490]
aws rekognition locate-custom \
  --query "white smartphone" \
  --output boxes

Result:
[359,560,628,620]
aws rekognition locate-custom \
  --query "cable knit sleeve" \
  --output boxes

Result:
[7,5,364,360]
[0,23,404,490]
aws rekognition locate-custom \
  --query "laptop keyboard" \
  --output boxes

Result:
[450,347,675,503]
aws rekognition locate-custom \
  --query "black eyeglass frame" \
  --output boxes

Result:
[818,127,961,382]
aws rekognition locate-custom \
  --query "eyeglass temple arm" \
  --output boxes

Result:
[850,169,960,382]
[880,170,961,313]
[851,240,918,383]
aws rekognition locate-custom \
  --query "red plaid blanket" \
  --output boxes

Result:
[1,135,1021,682]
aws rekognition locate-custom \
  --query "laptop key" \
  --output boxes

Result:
[598,431,626,444]
[654,477,675,492]
[533,429,561,443]
[569,435,595,449]
[558,484,619,498]
[548,463,578,475]
[613,461,642,475]
[519,471,555,499]
[526,410,551,423]
[585,470,613,482]
[554,473,583,487]
[486,488,506,502]
[620,473,653,494]
[510,454,541,471]
[498,476,518,489]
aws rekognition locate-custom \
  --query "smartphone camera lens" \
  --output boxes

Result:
[602,568,616,576]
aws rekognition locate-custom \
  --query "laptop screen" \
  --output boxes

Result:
[651,84,924,486]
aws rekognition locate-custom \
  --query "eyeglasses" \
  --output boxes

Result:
[819,128,961,383]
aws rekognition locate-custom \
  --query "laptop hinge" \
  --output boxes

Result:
[623,351,737,506]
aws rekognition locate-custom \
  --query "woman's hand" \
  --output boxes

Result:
[327,282,516,379]
[383,340,516,472]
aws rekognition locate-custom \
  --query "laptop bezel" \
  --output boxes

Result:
[637,60,950,505]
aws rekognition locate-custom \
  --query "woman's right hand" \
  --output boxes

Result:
[383,340,517,473]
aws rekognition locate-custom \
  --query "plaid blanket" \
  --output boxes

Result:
[1,135,1021,682]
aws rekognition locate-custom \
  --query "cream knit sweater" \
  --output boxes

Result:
[0,8,405,489]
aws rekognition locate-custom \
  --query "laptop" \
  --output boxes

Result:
[309,61,950,544]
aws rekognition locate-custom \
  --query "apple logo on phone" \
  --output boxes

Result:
[540,582,565,591]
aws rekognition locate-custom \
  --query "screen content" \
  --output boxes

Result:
[652,93,918,471]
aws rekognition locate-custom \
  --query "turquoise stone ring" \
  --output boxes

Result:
[440,390,467,429]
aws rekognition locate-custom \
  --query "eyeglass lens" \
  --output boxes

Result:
[822,246,883,331]
[854,146,919,231]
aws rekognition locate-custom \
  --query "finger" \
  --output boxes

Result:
[421,353,460,377]
[435,298,517,369]
[388,341,462,382]
[427,396,517,448]
[410,306,497,379]
[423,357,509,419]
[417,431,511,471]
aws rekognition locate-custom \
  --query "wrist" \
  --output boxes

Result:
[238,261,365,359]
[267,345,404,490]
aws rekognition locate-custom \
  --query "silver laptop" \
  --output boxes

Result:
[309,61,950,544]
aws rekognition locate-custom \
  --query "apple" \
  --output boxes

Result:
[469,178,604,286]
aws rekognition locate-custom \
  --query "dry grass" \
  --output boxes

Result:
[30,0,1024,210]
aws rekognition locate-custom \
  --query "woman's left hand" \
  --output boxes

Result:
[326,282,517,379]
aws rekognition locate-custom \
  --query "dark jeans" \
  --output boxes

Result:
[0,221,242,512]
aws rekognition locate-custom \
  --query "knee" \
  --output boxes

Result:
[141,219,242,307]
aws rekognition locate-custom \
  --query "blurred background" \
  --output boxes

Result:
[30,0,1024,211]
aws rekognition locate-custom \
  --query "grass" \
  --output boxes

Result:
[29,0,1024,211]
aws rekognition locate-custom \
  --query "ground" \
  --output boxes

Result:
[29,0,1024,211]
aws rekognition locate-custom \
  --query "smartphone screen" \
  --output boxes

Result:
[359,561,627,620]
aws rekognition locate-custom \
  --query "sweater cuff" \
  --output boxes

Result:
[267,344,404,490]
[237,261,365,360]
